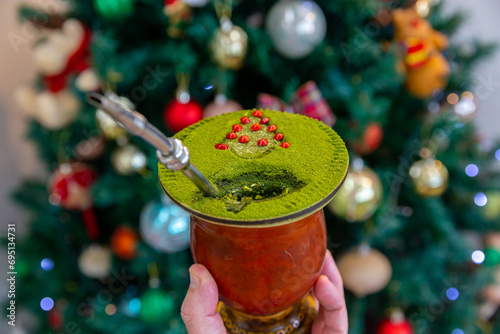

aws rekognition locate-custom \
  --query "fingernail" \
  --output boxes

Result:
[189,270,200,289]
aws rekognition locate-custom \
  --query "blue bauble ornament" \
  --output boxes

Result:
[140,196,190,253]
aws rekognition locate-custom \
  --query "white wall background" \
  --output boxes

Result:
[0,0,499,331]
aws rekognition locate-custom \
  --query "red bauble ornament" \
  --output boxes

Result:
[355,122,384,154]
[377,316,413,334]
[111,226,138,260]
[163,98,203,133]
[48,162,99,239]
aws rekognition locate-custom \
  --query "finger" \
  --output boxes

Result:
[181,264,226,334]
[321,250,344,298]
[313,275,348,334]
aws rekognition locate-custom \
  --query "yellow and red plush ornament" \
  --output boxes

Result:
[48,163,99,239]
[392,7,450,98]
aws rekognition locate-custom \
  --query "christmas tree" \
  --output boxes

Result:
[8,0,500,333]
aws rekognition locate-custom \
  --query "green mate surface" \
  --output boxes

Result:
[159,110,348,223]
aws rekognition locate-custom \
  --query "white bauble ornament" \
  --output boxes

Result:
[182,0,210,7]
[337,244,392,297]
[36,90,80,130]
[266,0,327,59]
[76,68,101,92]
[78,244,111,279]
[203,94,242,118]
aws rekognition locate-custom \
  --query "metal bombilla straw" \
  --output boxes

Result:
[86,92,219,198]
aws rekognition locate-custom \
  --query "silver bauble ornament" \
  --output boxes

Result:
[203,94,242,118]
[210,17,248,70]
[78,244,111,279]
[266,0,327,59]
[111,144,147,175]
[140,196,191,253]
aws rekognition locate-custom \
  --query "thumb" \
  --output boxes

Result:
[181,264,226,334]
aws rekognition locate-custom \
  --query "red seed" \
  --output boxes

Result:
[274,133,284,141]
[215,143,228,150]
[257,139,268,146]
[260,117,270,124]
[252,110,263,117]
[232,124,242,132]
[240,117,250,124]
[251,124,262,131]
[227,132,237,139]
[281,142,290,148]
[238,135,250,143]
[267,124,277,132]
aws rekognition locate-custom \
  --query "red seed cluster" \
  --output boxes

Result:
[267,125,277,132]
[251,124,261,131]
[232,124,242,132]
[280,142,290,148]
[238,135,250,143]
[252,110,263,117]
[215,143,228,150]
[240,117,250,124]
[227,132,237,139]
[257,139,268,146]
[260,117,270,124]
[274,133,284,141]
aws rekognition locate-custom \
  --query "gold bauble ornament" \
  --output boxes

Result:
[328,163,383,222]
[409,158,448,197]
[95,93,134,140]
[337,244,392,297]
[111,144,147,175]
[210,17,248,70]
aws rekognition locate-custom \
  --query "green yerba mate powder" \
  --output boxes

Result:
[159,110,349,224]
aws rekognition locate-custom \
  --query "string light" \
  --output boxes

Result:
[446,288,459,301]
[40,297,54,311]
[474,192,488,207]
[129,298,141,314]
[41,258,54,271]
[471,250,485,264]
[465,164,479,177]
[447,93,459,105]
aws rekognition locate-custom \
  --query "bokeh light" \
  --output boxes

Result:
[465,164,479,177]
[40,297,54,311]
[496,148,500,161]
[129,298,141,314]
[452,329,464,334]
[471,250,485,264]
[474,192,488,207]
[446,288,459,301]
[41,258,54,271]
[447,93,459,105]
[105,304,117,315]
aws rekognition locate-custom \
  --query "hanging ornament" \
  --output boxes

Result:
[337,244,392,297]
[266,0,327,59]
[111,226,139,260]
[95,93,134,140]
[78,244,112,279]
[377,308,414,334]
[163,0,193,37]
[210,16,248,70]
[75,135,106,161]
[15,87,80,130]
[111,143,147,175]
[355,123,384,155]
[328,159,383,222]
[203,94,242,118]
[163,75,203,133]
[182,0,210,7]
[453,91,479,121]
[140,195,191,253]
[48,163,100,239]
[392,8,449,98]
[93,0,135,20]
[139,289,176,324]
[409,158,449,197]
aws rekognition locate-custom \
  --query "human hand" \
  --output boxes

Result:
[181,250,348,334]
